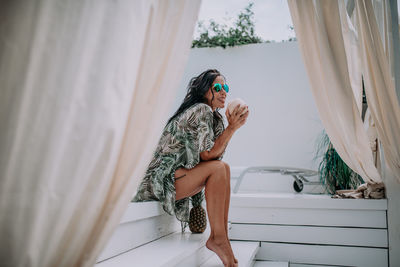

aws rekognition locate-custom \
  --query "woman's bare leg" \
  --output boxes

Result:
[175,161,237,267]
[222,162,231,235]
[221,162,238,263]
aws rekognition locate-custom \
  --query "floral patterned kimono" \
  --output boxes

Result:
[132,103,225,223]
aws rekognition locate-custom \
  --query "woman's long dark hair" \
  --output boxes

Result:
[167,69,225,126]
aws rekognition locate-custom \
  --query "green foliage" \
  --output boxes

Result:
[192,3,265,49]
[314,130,364,194]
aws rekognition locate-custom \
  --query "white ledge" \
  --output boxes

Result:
[97,230,210,267]
[231,192,387,210]
[120,201,165,224]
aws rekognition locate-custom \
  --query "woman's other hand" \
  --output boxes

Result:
[226,105,249,131]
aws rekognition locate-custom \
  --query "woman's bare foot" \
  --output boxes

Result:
[226,237,238,263]
[206,236,237,267]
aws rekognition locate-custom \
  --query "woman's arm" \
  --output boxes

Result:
[200,105,249,161]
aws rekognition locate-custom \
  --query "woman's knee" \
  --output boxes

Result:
[212,161,230,179]
[208,160,226,173]
[220,161,231,186]
[221,161,230,175]
[205,161,227,184]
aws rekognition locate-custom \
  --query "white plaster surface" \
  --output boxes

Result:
[171,42,323,171]
[171,42,324,193]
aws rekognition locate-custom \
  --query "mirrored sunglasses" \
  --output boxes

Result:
[213,83,229,93]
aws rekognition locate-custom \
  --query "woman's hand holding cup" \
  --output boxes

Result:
[226,99,249,131]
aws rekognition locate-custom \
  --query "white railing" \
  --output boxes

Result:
[232,166,320,193]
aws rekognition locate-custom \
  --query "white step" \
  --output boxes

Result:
[229,223,388,247]
[96,230,212,267]
[256,241,388,267]
[228,193,388,267]
[230,193,387,228]
[200,241,259,267]
[97,202,180,262]
[253,261,289,267]
[231,192,387,210]
[289,264,342,267]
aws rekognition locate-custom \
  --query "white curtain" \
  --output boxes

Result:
[341,1,364,114]
[355,0,400,183]
[0,0,201,266]
[287,0,382,184]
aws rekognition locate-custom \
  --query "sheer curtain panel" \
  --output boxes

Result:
[287,0,382,184]
[0,0,201,266]
[355,0,400,183]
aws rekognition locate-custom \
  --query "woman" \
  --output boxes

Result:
[133,69,249,267]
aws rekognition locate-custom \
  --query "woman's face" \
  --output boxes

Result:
[205,75,227,111]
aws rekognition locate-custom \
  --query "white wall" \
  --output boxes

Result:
[170,42,324,173]
[169,42,399,265]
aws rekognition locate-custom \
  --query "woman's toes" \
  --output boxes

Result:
[206,236,235,266]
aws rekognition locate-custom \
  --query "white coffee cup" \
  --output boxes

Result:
[227,98,248,116]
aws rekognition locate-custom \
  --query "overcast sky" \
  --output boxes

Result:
[194,0,295,42]
[194,0,400,42]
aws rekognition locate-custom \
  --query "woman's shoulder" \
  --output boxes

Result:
[182,103,213,120]
[187,103,213,114]
[175,103,213,127]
